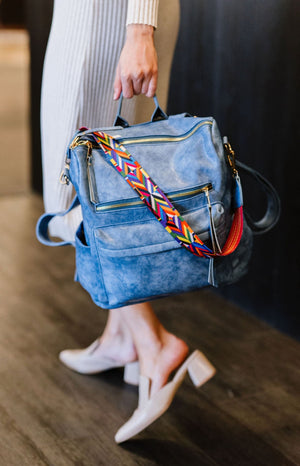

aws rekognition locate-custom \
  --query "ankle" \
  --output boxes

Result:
[130,321,165,356]
[101,327,122,341]
[137,331,189,387]
[160,333,189,370]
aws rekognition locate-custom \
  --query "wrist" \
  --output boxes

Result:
[126,24,154,39]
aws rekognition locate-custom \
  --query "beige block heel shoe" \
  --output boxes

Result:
[115,349,216,443]
[59,339,140,386]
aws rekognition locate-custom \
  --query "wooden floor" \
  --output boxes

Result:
[0,29,30,196]
[0,193,299,466]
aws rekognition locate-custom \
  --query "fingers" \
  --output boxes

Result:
[114,74,157,100]
[141,67,157,97]
[119,69,157,99]
[113,65,122,100]
[121,75,134,99]
[115,68,149,100]
[146,73,157,98]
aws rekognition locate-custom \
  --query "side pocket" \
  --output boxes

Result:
[75,223,108,308]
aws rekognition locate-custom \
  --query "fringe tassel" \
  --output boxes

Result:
[205,189,222,254]
[208,257,215,286]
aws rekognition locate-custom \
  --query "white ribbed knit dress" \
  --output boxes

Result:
[41,0,180,241]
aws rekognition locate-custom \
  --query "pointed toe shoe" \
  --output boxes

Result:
[115,349,216,443]
[59,339,139,385]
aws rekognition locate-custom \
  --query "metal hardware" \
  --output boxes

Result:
[69,136,81,149]
[223,136,238,175]
[59,171,69,185]
[59,163,71,185]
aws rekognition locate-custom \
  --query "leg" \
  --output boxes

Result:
[115,302,216,443]
[120,302,189,396]
[91,308,137,364]
[59,308,138,375]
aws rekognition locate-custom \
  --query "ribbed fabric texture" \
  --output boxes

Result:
[41,0,129,241]
[126,0,159,27]
[41,0,179,242]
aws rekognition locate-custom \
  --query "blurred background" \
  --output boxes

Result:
[0,0,299,339]
[0,0,30,196]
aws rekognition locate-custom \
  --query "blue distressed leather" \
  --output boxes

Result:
[36,100,280,309]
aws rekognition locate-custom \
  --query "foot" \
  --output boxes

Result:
[59,333,138,379]
[115,349,216,443]
[93,308,138,365]
[59,335,137,373]
[138,332,189,397]
[93,331,138,366]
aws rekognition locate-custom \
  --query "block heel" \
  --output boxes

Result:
[123,361,140,386]
[187,350,216,387]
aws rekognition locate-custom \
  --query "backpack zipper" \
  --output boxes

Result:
[69,119,212,150]
[116,120,212,145]
[95,183,213,212]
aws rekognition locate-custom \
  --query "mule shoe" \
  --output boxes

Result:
[115,349,216,443]
[59,339,140,385]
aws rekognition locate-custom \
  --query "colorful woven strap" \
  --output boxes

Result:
[90,131,243,258]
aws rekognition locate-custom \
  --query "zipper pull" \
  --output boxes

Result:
[59,164,70,185]
[86,142,98,205]
[86,140,93,160]
[204,187,221,255]
[60,147,72,185]
[208,257,215,286]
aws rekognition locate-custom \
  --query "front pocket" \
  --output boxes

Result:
[94,203,226,308]
[95,201,226,251]
[97,240,211,308]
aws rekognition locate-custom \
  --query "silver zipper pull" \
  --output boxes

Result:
[86,142,98,204]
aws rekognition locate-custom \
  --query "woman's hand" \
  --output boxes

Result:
[113,24,158,100]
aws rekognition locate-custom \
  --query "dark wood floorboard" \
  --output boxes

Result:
[0,194,299,466]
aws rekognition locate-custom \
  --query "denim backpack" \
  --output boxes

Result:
[37,96,280,309]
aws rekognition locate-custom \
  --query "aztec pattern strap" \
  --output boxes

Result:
[90,131,243,258]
